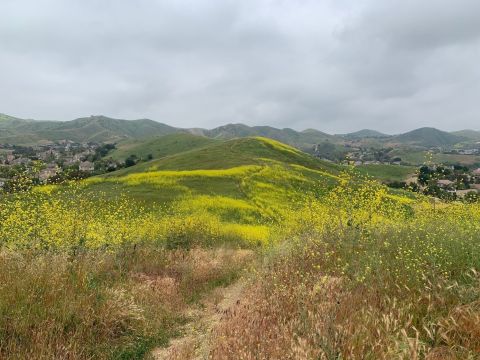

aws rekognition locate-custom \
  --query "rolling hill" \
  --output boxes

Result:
[193,124,340,151]
[389,127,467,147]
[0,114,179,144]
[2,112,479,152]
[339,129,389,139]
[451,129,480,141]
[109,133,218,161]
[91,137,342,205]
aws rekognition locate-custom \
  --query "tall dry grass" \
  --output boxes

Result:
[0,246,251,359]
[210,228,480,359]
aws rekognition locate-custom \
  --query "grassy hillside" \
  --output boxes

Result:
[109,133,218,161]
[339,129,388,139]
[389,127,466,147]
[2,134,479,359]
[356,164,416,182]
[93,137,341,206]
[0,115,179,144]
[392,149,480,166]
[196,124,340,151]
[451,129,480,141]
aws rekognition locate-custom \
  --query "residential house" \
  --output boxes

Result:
[79,161,95,172]
[456,189,479,198]
[0,178,7,189]
[472,168,480,180]
[11,157,30,166]
[437,179,454,188]
[39,167,58,182]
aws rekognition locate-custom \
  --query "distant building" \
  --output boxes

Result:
[437,179,454,188]
[0,178,7,189]
[79,161,95,172]
[456,189,478,198]
[11,158,30,166]
[39,167,57,182]
[471,184,480,191]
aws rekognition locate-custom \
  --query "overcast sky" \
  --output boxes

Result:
[1,0,480,133]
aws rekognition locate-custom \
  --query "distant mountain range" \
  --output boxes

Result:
[1,113,479,149]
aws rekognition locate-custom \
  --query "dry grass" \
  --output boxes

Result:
[0,246,252,359]
[209,234,480,359]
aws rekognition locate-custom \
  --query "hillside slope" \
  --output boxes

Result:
[89,137,342,207]
[193,124,340,151]
[109,133,218,161]
[111,136,339,174]
[389,127,466,147]
[0,115,179,144]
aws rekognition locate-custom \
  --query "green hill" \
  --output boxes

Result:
[111,136,339,174]
[109,133,218,161]
[0,114,179,144]
[89,137,342,205]
[451,129,480,141]
[195,124,340,151]
[340,129,388,139]
[389,127,466,147]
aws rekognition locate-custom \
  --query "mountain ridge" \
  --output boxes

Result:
[0,113,478,149]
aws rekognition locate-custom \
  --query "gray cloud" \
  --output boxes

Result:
[0,0,479,133]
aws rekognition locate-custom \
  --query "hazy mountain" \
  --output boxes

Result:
[339,129,388,139]
[451,129,480,141]
[195,123,339,151]
[0,114,178,144]
[389,127,467,147]
[0,113,476,150]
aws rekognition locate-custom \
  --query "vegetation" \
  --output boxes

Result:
[109,133,217,162]
[0,135,479,358]
[356,164,415,183]
[209,175,480,359]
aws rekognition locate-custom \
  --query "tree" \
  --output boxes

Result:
[125,155,138,167]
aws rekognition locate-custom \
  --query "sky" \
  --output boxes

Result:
[1,0,480,134]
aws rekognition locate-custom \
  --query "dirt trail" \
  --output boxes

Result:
[151,280,245,360]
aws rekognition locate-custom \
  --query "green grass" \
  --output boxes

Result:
[392,150,480,166]
[109,133,218,161]
[108,137,340,175]
[356,164,416,182]
[89,137,343,209]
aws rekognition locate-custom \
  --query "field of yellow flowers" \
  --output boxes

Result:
[210,174,480,359]
[0,156,479,358]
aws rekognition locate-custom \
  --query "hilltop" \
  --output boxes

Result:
[389,127,467,147]
[0,114,178,144]
[109,133,218,161]
[339,129,389,139]
[92,136,341,204]
[194,124,338,151]
[1,112,479,153]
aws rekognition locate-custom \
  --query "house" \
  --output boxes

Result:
[437,179,454,188]
[63,157,77,166]
[472,168,480,179]
[79,161,95,172]
[11,157,30,166]
[456,189,478,198]
[38,167,57,182]
[0,178,7,189]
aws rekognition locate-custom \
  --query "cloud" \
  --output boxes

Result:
[0,0,479,133]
